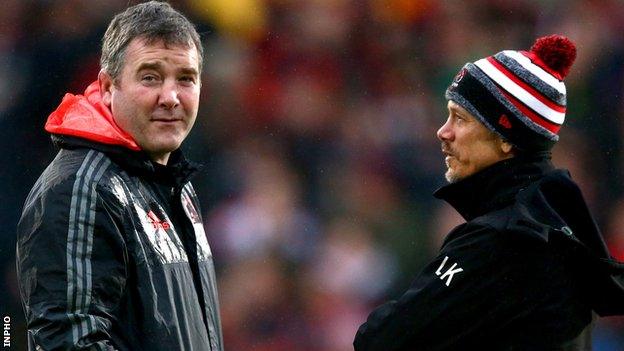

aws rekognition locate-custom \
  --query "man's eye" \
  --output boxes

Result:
[142,75,158,82]
[455,114,469,124]
[179,76,196,83]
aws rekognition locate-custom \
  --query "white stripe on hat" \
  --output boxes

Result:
[475,58,565,125]
[502,50,566,95]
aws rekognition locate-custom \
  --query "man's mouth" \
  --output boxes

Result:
[441,144,456,167]
[441,145,454,158]
[444,155,453,166]
[151,118,183,123]
[152,110,184,122]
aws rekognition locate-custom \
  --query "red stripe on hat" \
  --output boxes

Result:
[487,56,566,112]
[521,51,564,81]
[498,89,561,134]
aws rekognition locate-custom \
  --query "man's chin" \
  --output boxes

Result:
[140,140,183,161]
[445,168,463,183]
[142,137,183,153]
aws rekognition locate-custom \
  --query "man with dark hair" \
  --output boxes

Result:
[354,35,624,350]
[17,2,223,350]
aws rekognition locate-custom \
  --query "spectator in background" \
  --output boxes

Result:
[354,35,624,349]
[16,2,223,350]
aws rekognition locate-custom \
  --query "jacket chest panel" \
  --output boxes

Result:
[131,201,189,265]
[119,175,190,265]
[110,175,187,264]
[109,171,214,267]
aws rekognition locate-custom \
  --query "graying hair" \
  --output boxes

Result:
[100,1,203,79]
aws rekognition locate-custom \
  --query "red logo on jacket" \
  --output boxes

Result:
[147,211,171,230]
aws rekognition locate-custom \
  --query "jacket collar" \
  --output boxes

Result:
[434,153,554,221]
[53,135,200,187]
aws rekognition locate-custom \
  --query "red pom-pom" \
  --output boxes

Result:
[530,35,576,78]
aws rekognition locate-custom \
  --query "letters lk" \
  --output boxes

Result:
[435,256,463,287]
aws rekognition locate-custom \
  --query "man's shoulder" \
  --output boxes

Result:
[27,148,125,203]
[444,204,551,254]
[469,205,521,238]
[476,170,586,244]
[440,208,560,279]
[19,148,127,239]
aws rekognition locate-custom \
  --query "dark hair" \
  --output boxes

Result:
[100,1,203,78]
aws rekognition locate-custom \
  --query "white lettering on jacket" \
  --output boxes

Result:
[435,256,463,287]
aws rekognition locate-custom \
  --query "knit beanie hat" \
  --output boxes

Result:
[445,35,577,152]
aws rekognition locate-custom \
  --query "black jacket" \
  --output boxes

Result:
[354,155,624,350]
[17,82,223,350]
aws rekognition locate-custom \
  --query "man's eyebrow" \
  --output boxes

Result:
[454,110,466,118]
[179,67,199,76]
[448,105,461,116]
[449,105,470,119]
[136,62,198,75]
[136,62,163,71]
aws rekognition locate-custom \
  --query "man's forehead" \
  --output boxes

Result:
[447,100,473,117]
[124,37,200,67]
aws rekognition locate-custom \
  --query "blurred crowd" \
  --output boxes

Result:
[2,0,624,349]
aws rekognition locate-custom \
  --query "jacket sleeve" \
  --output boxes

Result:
[353,224,558,351]
[17,176,128,351]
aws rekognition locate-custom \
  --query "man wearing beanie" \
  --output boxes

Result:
[354,35,624,350]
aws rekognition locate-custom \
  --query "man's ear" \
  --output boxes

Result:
[98,70,114,107]
[500,140,514,155]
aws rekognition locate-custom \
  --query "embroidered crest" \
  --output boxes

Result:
[451,68,467,89]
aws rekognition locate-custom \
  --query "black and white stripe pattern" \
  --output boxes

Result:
[66,150,111,347]
[493,52,566,106]
[466,63,558,140]
[502,50,566,94]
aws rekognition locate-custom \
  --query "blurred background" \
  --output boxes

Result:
[2,0,624,349]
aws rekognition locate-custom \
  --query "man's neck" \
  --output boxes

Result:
[150,152,170,165]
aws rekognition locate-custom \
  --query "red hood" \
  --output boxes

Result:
[45,81,140,151]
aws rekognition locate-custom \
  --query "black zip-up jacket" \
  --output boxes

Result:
[16,82,224,350]
[354,155,624,350]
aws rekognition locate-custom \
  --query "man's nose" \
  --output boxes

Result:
[437,119,453,141]
[159,81,180,109]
